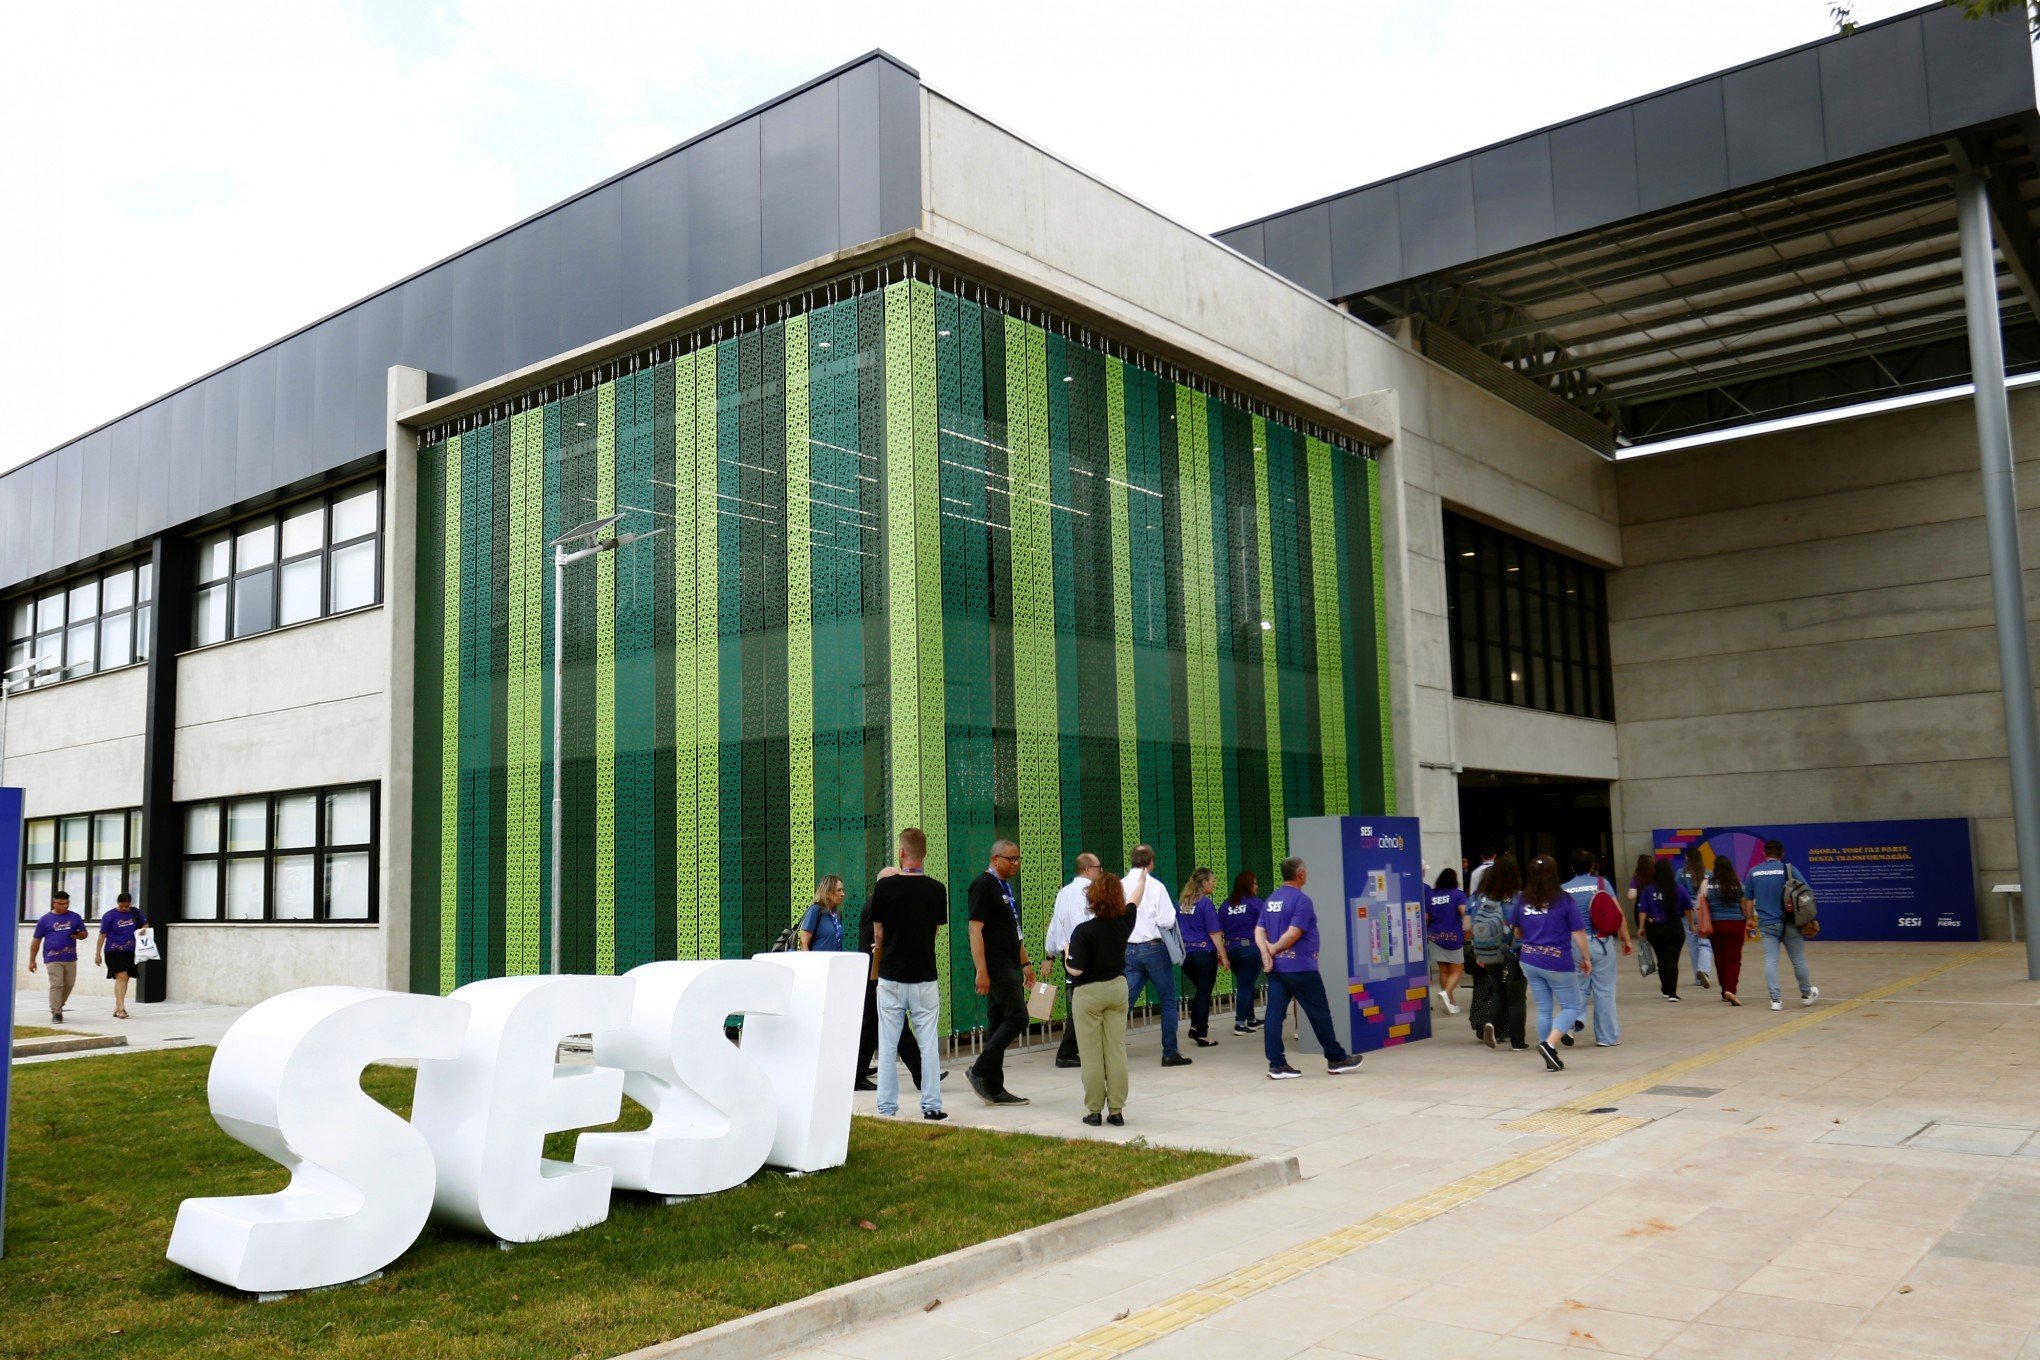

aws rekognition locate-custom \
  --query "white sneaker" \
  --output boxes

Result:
[1769,1000,1783,1011]
[1442,995,1460,1015]
[1802,986,1820,1007]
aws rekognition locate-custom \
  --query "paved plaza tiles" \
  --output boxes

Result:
[819,943,2040,1360]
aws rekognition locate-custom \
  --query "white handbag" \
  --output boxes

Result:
[133,926,162,963]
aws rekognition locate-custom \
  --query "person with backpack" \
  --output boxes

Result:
[1680,845,1715,991]
[1513,855,1591,1071]
[797,875,846,951]
[1466,853,1528,1052]
[1637,859,1693,1001]
[1697,856,1748,1006]
[1425,868,1469,1015]
[1746,839,1819,1011]
[1561,850,1630,1046]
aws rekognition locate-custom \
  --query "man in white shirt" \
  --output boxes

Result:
[1468,849,1497,899]
[1045,853,1104,1068]
[1122,844,1192,1068]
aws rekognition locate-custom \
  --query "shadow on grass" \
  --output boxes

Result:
[2,1045,1240,1360]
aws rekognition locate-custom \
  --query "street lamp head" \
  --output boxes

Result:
[551,513,624,549]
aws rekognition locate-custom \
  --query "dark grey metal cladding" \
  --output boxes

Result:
[1218,6,2036,303]
[0,51,923,592]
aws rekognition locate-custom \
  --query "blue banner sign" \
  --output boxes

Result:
[1653,818,1977,941]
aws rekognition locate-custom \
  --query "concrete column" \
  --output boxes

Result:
[1955,170,2040,977]
[382,366,429,992]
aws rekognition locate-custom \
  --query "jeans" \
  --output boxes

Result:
[858,976,922,1086]
[1263,969,1351,1068]
[1686,916,1715,982]
[1522,962,1584,1042]
[1583,937,1620,1044]
[972,964,1029,1093]
[1124,940,1180,1059]
[1762,922,1814,1002]
[1181,951,1220,1038]
[1072,981,1130,1114]
[875,979,943,1115]
[1227,946,1262,1025]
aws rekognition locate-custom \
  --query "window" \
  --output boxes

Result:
[180,784,377,922]
[18,806,142,922]
[3,559,152,687]
[1444,511,1614,721]
[191,479,381,647]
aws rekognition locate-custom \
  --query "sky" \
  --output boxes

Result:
[0,0,1930,474]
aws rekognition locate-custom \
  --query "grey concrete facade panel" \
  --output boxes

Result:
[1722,48,1827,185]
[0,53,922,593]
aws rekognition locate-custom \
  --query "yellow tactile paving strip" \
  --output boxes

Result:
[1018,946,2014,1360]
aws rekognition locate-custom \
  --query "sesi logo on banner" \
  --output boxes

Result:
[166,952,864,1294]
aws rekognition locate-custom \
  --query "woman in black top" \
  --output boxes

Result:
[1066,871,1136,1127]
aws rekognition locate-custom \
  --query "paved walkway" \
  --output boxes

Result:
[804,942,2040,1360]
[9,987,241,1063]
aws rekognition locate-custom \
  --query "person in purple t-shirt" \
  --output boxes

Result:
[1636,858,1695,1002]
[28,887,90,1023]
[1174,868,1229,1048]
[1255,857,1364,1080]
[96,891,149,1019]
[1217,872,1265,1034]
[1425,869,1470,1017]
[1511,856,1591,1072]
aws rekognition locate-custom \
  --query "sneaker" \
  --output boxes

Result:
[51,1012,63,1024]
[1161,1054,1193,1068]
[1802,987,1820,1007]
[1665,995,1681,1003]
[1442,995,1460,1015]
[1327,1054,1364,1075]
[1696,972,1711,990]
[1571,1019,1586,1033]
[989,1089,1030,1106]
[1509,1042,1531,1052]
[854,1076,877,1092]
[923,1109,949,1122]
[1770,1000,1783,1010]
[1268,1063,1303,1080]
[1595,1041,1620,1048]
[1082,1112,1103,1127]
[1481,1023,1497,1049]
[965,1068,997,1105]
[1559,1033,1574,1047]
[1106,1112,1125,1126]
[1055,1058,1083,1069]
[1247,1019,1264,1031]
[1538,1041,1565,1072]
[1233,1024,1254,1036]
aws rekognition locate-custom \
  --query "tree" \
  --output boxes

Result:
[1832,1,2033,36]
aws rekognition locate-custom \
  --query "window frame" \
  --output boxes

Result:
[178,783,380,924]
[18,804,143,923]
[186,477,384,649]
[1443,511,1615,722]
[2,557,153,690]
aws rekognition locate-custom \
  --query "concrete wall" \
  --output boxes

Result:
[918,91,1621,876]
[166,921,386,1008]
[1,665,147,816]
[1610,387,2040,937]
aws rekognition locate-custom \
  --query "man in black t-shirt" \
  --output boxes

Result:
[966,838,1036,1106]
[867,827,949,1120]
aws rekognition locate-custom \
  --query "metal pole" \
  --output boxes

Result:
[1956,169,2040,979]
[550,545,565,975]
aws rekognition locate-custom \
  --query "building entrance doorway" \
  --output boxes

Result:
[1457,772,1612,878]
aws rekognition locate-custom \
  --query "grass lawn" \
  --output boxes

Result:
[12,1025,67,1041]
[2,1046,1240,1360]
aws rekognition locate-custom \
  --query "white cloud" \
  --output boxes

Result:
[0,0,1925,474]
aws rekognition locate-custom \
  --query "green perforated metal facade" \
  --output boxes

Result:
[412,276,1393,1025]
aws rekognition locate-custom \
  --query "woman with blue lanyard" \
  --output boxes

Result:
[798,875,846,951]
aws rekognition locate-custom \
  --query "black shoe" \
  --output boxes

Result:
[1233,1023,1254,1036]
[1247,1019,1264,1030]
[1082,1112,1103,1127]
[1481,1023,1497,1049]
[1056,1058,1083,1069]
[1559,1033,1575,1047]
[1267,1063,1302,1080]
[1161,1054,1193,1068]
[1510,1042,1531,1052]
[1538,1041,1564,1072]
[989,1089,1030,1106]
[854,1076,877,1092]
[1571,1019,1586,1033]
[965,1068,996,1105]
[52,1012,63,1024]
[1106,1113,1125,1126]
[1193,1036,1219,1048]
[1327,1054,1364,1075]
[923,1109,949,1121]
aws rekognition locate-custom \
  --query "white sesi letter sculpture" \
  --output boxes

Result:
[167,953,865,1293]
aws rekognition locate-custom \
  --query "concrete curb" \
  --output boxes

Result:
[13,1033,128,1058]
[611,1153,1302,1360]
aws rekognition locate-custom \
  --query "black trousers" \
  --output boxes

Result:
[972,965,1028,1092]
[857,976,922,1086]
[1646,921,1685,998]
[1182,951,1220,1038]
[1468,952,1528,1047]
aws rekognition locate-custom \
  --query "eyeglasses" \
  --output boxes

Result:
[993,853,1019,863]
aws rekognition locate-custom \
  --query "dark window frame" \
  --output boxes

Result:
[3,557,153,689]
[189,477,384,649]
[18,806,143,923]
[178,783,380,924]
[1443,511,1615,721]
